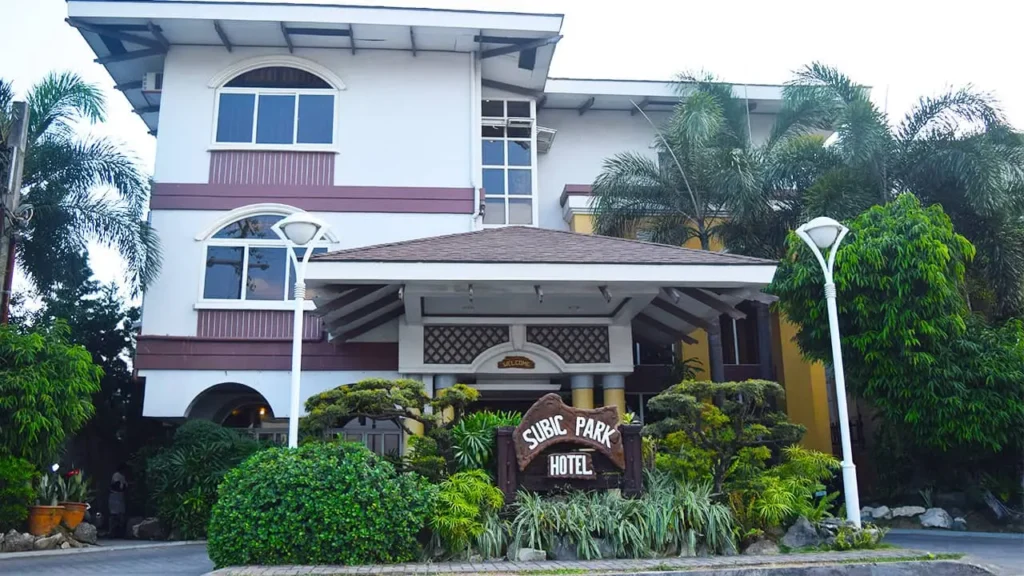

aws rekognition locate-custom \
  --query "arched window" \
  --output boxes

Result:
[202,213,328,301]
[214,65,337,148]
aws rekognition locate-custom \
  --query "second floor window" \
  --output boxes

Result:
[202,214,327,302]
[482,99,536,225]
[214,66,336,147]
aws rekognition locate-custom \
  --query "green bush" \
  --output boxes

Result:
[0,456,35,531]
[208,442,435,567]
[147,420,260,539]
[429,469,504,558]
[451,411,521,471]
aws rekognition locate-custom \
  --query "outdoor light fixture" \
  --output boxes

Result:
[272,212,332,449]
[795,216,861,527]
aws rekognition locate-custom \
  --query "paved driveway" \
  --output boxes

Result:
[0,543,214,575]
[885,530,1024,575]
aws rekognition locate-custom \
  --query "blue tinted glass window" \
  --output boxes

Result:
[297,95,334,144]
[483,169,505,195]
[212,215,284,239]
[482,140,504,165]
[508,141,531,166]
[256,94,296,144]
[246,247,287,300]
[508,169,532,195]
[216,93,255,143]
[204,247,244,299]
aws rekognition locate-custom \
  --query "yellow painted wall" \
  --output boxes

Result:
[403,416,423,455]
[570,211,834,454]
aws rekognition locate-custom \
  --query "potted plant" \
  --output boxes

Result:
[28,472,64,536]
[58,469,91,529]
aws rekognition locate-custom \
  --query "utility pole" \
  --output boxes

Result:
[1,101,30,324]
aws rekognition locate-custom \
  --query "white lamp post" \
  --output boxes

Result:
[795,216,861,528]
[272,212,331,448]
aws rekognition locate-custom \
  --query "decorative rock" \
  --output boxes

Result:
[872,505,892,520]
[920,507,954,529]
[891,505,926,518]
[742,538,780,555]
[132,517,165,540]
[782,516,822,549]
[549,536,577,561]
[73,522,98,545]
[468,554,483,563]
[59,541,70,549]
[33,533,64,551]
[859,507,875,523]
[953,517,968,531]
[510,547,546,562]
[126,516,144,537]
[1,530,33,552]
[594,537,615,559]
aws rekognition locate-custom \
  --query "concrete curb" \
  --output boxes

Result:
[0,539,206,561]
[888,529,1024,540]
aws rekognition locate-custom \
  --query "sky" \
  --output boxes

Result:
[4,0,1024,292]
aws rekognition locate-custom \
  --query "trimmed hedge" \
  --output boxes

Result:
[208,442,435,568]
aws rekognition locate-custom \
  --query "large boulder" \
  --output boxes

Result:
[920,507,953,529]
[891,505,926,518]
[509,547,546,562]
[549,536,577,561]
[132,517,166,540]
[73,522,98,545]
[33,533,65,551]
[782,516,822,549]
[859,507,875,523]
[1,530,33,552]
[871,505,892,520]
[742,538,780,555]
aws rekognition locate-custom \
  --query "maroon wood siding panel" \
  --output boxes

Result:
[196,310,323,340]
[136,336,398,371]
[209,151,334,186]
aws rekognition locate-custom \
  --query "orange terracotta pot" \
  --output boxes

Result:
[59,502,88,529]
[28,505,64,536]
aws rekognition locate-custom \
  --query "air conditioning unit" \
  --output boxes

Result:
[536,126,557,153]
[142,72,163,93]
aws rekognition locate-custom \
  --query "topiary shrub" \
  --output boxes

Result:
[208,442,435,567]
[0,455,35,531]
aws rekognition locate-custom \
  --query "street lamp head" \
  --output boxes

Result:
[273,212,328,246]
[798,216,846,249]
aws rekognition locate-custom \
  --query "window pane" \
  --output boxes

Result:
[256,94,296,144]
[481,99,504,117]
[481,126,504,138]
[482,169,505,195]
[482,140,504,166]
[509,198,533,225]
[297,94,334,144]
[226,67,331,89]
[246,247,287,300]
[508,141,531,166]
[213,215,284,239]
[507,126,531,138]
[507,101,531,118]
[483,198,506,225]
[216,93,255,143]
[204,247,244,299]
[508,169,532,195]
[289,247,328,299]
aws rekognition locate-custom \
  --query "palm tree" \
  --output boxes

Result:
[0,72,160,295]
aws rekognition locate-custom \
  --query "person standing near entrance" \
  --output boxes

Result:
[108,464,128,537]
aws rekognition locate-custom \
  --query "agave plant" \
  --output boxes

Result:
[450,410,522,471]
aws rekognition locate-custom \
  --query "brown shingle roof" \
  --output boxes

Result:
[313,226,775,266]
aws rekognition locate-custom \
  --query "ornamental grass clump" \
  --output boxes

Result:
[207,442,435,568]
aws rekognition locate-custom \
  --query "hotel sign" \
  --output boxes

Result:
[497,355,535,369]
[512,393,625,471]
[547,452,595,479]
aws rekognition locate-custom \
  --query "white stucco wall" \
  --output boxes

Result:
[154,46,472,187]
[141,209,470,337]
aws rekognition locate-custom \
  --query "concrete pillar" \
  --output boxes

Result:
[570,374,594,409]
[435,374,457,423]
[602,374,626,420]
[757,303,774,380]
[402,374,425,455]
[707,321,726,382]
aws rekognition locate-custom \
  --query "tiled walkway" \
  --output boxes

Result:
[207,548,943,575]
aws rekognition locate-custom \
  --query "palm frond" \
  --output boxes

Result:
[25,71,105,142]
[896,87,1004,143]
[790,62,870,105]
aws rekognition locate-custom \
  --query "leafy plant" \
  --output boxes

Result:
[0,321,102,467]
[207,442,435,568]
[430,469,504,558]
[35,473,60,506]
[56,469,92,503]
[0,456,35,530]
[830,524,888,551]
[451,411,521,471]
[146,420,260,539]
[476,511,509,560]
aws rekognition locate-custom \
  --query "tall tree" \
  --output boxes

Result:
[0,72,161,295]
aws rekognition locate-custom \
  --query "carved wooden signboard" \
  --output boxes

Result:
[513,393,624,470]
[495,393,643,503]
[497,356,535,369]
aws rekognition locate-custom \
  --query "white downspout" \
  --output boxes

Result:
[469,51,481,230]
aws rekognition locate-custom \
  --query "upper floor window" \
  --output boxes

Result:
[202,214,327,301]
[482,99,536,226]
[214,66,336,148]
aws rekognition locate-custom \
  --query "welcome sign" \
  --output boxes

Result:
[512,393,625,471]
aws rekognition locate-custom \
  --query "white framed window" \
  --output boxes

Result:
[199,213,329,303]
[212,66,338,150]
[481,99,537,226]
